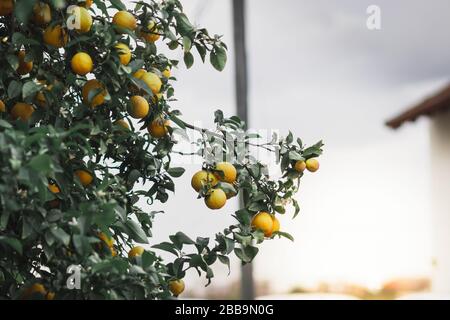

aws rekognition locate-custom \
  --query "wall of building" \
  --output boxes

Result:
[430,109,450,293]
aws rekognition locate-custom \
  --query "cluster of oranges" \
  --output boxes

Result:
[190,157,320,239]
[127,245,185,296]
[191,162,238,210]
[0,1,172,139]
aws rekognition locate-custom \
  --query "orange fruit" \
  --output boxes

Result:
[82,79,106,107]
[22,283,47,299]
[115,43,131,65]
[205,188,227,210]
[71,52,93,75]
[306,158,319,172]
[129,95,149,119]
[141,21,160,42]
[251,212,274,237]
[81,0,93,8]
[169,279,185,296]
[128,246,144,258]
[43,25,68,48]
[191,170,218,192]
[140,72,162,95]
[17,50,33,75]
[0,100,5,112]
[75,169,93,186]
[162,67,171,78]
[32,2,51,25]
[46,292,55,300]
[68,6,92,33]
[98,232,114,248]
[147,118,170,138]
[11,103,34,121]
[294,160,306,172]
[48,183,60,194]
[114,119,130,130]
[214,162,237,183]
[0,0,13,16]
[112,11,137,31]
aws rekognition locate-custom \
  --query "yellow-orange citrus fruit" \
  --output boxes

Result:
[140,72,162,95]
[82,79,106,107]
[112,11,137,31]
[128,246,144,258]
[114,119,130,130]
[46,292,55,300]
[306,158,319,172]
[48,183,60,194]
[133,69,146,79]
[205,188,227,210]
[32,2,51,25]
[129,95,149,119]
[71,52,93,75]
[81,0,93,8]
[294,160,306,172]
[35,83,53,108]
[115,43,131,65]
[162,67,171,78]
[11,102,34,121]
[214,162,237,183]
[75,169,93,186]
[43,25,68,48]
[169,279,185,296]
[0,100,5,112]
[23,283,47,299]
[147,118,170,138]
[191,170,219,192]
[141,21,160,42]
[251,212,274,237]
[69,6,92,33]
[17,50,33,75]
[0,0,13,16]
[98,232,114,248]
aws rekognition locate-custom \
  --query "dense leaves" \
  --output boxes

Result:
[0,0,322,299]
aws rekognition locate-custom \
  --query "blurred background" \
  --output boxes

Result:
[130,0,450,299]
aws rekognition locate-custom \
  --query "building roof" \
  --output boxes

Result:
[386,84,450,129]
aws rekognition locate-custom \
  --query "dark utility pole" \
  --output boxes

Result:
[233,0,254,300]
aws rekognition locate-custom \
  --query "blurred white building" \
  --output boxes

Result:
[387,84,450,294]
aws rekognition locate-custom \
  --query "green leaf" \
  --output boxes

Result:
[167,167,185,178]
[125,220,148,244]
[28,154,52,174]
[175,13,194,36]
[218,255,231,275]
[0,236,23,255]
[184,52,194,69]
[169,113,186,130]
[22,81,40,100]
[210,46,227,71]
[152,242,179,256]
[292,199,300,218]
[182,37,192,52]
[109,0,126,10]
[50,227,70,246]
[289,151,304,161]
[277,231,294,241]
[14,0,37,24]
[0,120,13,129]
[8,80,22,99]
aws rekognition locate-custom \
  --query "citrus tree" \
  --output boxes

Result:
[0,0,323,299]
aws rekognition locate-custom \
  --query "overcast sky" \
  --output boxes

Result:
[125,0,450,294]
